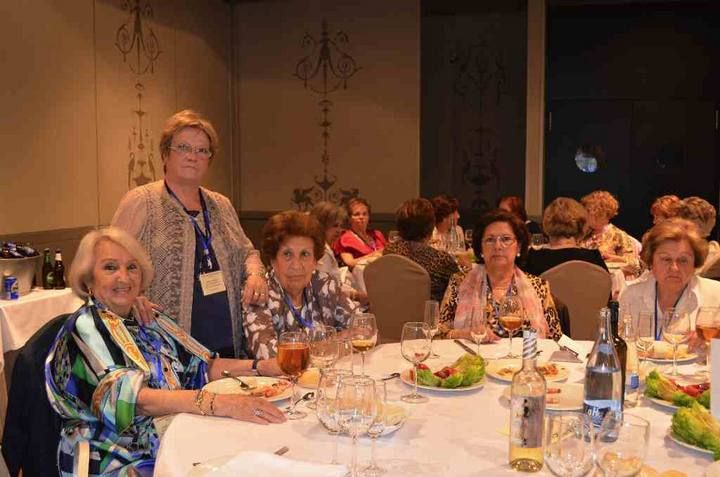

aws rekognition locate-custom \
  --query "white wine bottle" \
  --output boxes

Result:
[509,329,546,472]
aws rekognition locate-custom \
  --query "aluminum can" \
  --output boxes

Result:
[3,275,19,300]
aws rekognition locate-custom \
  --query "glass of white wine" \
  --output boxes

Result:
[424,300,440,359]
[595,412,649,477]
[400,322,431,404]
[469,308,488,355]
[350,313,378,376]
[660,307,691,375]
[499,295,524,359]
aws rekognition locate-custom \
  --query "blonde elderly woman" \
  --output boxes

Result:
[440,209,562,341]
[619,218,720,340]
[45,228,285,476]
[650,194,681,225]
[580,190,641,276]
[244,211,358,359]
[524,197,608,276]
[674,196,719,275]
[112,110,267,359]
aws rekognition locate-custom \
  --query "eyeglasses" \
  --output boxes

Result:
[482,235,517,248]
[169,143,213,159]
[656,255,693,268]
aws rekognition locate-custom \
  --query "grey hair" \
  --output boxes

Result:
[69,227,154,299]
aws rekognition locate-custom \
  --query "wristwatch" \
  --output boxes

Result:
[251,358,261,376]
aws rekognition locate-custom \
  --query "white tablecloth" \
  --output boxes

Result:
[154,339,712,476]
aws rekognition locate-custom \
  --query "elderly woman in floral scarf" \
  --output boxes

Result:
[244,211,358,359]
[440,209,562,341]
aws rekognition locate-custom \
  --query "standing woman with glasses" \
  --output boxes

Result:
[112,110,267,359]
[439,209,562,341]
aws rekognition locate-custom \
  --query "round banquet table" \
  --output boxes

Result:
[154,339,713,476]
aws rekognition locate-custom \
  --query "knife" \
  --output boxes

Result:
[454,339,477,356]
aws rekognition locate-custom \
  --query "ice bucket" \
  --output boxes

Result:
[0,256,41,296]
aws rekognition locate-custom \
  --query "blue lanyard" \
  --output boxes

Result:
[165,182,214,272]
[281,288,314,330]
[654,282,686,340]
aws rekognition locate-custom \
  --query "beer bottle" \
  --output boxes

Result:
[53,249,66,289]
[42,248,55,289]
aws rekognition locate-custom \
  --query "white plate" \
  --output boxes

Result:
[646,396,680,411]
[501,383,583,411]
[486,359,570,383]
[642,343,697,363]
[666,428,715,456]
[399,369,485,392]
[374,401,409,437]
[644,354,698,364]
[203,377,293,402]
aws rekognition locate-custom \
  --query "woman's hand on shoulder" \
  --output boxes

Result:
[243,274,269,307]
[133,296,162,326]
[216,394,286,424]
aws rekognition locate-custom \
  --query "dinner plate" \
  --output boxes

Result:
[645,396,680,411]
[399,369,485,392]
[641,343,697,363]
[203,377,293,402]
[486,359,570,383]
[501,383,583,411]
[666,428,715,456]
[375,401,410,437]
[297,368,320,389]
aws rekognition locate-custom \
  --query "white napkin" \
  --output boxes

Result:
[203,451,348,477]
[557,334,583,357]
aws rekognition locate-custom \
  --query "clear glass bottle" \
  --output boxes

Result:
[622,313,640,407]
[509,329,545,472]
[583,308,623,427]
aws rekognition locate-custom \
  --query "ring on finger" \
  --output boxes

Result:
[253,408,264,417]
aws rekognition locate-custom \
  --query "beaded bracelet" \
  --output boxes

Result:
[208,392,217,416]
[194,389,207,416]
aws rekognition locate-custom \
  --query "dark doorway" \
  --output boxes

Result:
[545,2,720,239]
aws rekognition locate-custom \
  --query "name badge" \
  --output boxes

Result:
[199,270,226,296]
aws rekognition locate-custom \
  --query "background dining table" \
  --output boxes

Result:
[154,339,713,476]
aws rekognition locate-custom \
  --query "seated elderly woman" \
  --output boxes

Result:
[524,197,608,276]
[309,201,368,304]
[45,227,285,476]
[333,197,386,269]
[244,211,358,358]
[440,209,562,341]
[498,195,542,235]
[579,190,641,276]
[383,198,460,302]
[619,218,720,335]
[650,194,681,225]
[673,196,720,275]
[430,194,465,251]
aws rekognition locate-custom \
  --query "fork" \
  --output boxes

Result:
[222,370,254,390]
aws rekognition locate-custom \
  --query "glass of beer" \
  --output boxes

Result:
[278,331,310,419]
[349,313,378,376]
[499,295,524,358]
[696,306,720,368]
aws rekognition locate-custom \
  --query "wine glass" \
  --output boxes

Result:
[660,307,691,375]
[464,229,473,249]
[400,322,431,404]
[388,230,400,243]
[544,412,594,477]
[307,325,339,410]
[499,295,524,359]
[469,308,488,355]
[277,331,310,419]
[595,412,649,477]
[316,368,352,465]
[349,313,378,376]
[531,233,545,249]
[424,300,440,359]
[696,306,720,368]
[363,380,387,477]
[335,375,377,477]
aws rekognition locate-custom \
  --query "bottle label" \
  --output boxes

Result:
[584,400,621,427]
[510,396,544,448]
[629,374,639,390]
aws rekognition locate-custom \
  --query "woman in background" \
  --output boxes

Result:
[333,197,386,269]
[498,195,542,235]
[674,196,719,274]
[431,194,465,251]
[650,194,681,225]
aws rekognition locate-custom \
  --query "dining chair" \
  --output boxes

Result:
[364,254,431,343]
[540,261,612,341]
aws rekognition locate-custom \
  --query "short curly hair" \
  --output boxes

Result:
[497,196,528,222]
[641,218,708,268]
[542,197,588,240]
[674,197,717,237]
[431,194,459,224]
[261,211,325,263]
[159,109,219,161]
[650,195,681,223]
[472,209,530,264]
[581,190,619,221]
[346,197,371,217]
[309,201,347,237]
[396,198,435,241]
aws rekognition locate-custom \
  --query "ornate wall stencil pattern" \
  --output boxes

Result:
[291,20,361,210]
[115,0,161,190]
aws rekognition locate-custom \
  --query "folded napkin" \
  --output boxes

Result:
[552,335,583,363]
[203,451,348,477]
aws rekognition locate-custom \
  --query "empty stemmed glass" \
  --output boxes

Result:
[350,313,378,376]
[660,307,691,375]
[696,306,720,368]
[335,375,377,477]
[424,300,441,359]
[499,295,524,359]
[595,412,649,477]
[316,368,352,465]
[469,308,488,355]
[544,412,594,477]
[277,331,310,419]
[464,229,473,249]
[400,322,431,404]
[307,325,339,410]
[363,380,387,477]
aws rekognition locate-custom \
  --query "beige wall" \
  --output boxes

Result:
[234,0,420,214]
[0,0,233,236]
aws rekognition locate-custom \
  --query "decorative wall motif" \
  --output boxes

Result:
[115,0,161,190]
[291,20,361,210]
